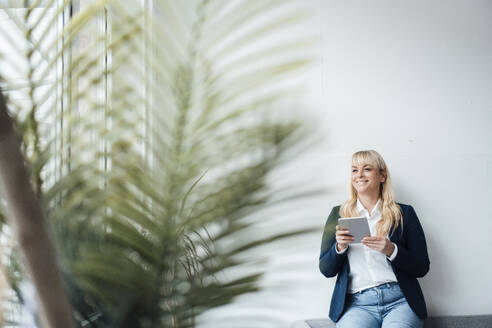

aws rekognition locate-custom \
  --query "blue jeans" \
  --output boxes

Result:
[336,282,423,328]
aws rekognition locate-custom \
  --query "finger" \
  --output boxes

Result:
[362,240,383,246]
[362,237,381,242]
[336,225,350,232]
[361,240,382,246]
[362,237,380,242]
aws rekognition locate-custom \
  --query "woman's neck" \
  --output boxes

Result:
[358,193,380,212]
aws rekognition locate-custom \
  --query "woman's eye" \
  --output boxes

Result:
[365,168,371,171]
[352,169,357,172]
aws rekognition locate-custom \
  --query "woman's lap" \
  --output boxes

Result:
[336,305,380,328]
[381,300,422,328]
[336,283,423,328]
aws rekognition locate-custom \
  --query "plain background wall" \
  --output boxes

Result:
[294,0,492,322]
[200,0,492,326]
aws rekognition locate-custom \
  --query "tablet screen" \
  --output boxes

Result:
[337,217,371,243]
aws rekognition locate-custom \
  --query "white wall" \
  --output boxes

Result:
[291,0,492,321]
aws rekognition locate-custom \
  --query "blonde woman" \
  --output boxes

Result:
[319,150,429,328]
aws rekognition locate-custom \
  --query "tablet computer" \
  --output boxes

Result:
[337,216,371,243]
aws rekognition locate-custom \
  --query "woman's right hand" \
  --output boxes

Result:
[335,225,354,252]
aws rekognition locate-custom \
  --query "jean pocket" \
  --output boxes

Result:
[348,290,364,304]
[385,282,400,291]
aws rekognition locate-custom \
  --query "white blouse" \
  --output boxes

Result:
[336,198,398,294]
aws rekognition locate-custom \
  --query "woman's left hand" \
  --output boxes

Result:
[361,236,395,257]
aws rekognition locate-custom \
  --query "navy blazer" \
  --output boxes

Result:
[319,203,430,322]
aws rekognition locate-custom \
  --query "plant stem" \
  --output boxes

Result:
[0,90,75,328]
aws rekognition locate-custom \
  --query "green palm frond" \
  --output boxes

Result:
[0,0,317,327]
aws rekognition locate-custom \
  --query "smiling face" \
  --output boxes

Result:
[351,162,386,197]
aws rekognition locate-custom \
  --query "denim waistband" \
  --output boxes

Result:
[377,281,399,289]
[352,281,399,295]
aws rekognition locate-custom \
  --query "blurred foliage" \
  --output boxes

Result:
[0,0,316,327]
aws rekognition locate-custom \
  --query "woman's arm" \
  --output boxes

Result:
[391,205,430,278]
[319,206,348,277]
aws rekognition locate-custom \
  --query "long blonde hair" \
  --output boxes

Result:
[340,150,402,237]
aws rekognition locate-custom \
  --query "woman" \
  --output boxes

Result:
[319,150,429,328]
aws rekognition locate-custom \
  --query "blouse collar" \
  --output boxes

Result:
[356,198,381,217]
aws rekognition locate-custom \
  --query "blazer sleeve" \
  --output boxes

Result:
[319,206,347,277]
[391,205,430,278]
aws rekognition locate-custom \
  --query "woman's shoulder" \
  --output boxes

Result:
[395,202,416,211]
[396,202,412,210]
[326,205,342,220]
[330,204,341,213]
[395,202,420,221]
[332,204,342,211]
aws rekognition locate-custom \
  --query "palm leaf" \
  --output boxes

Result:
[0,0,318,327]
